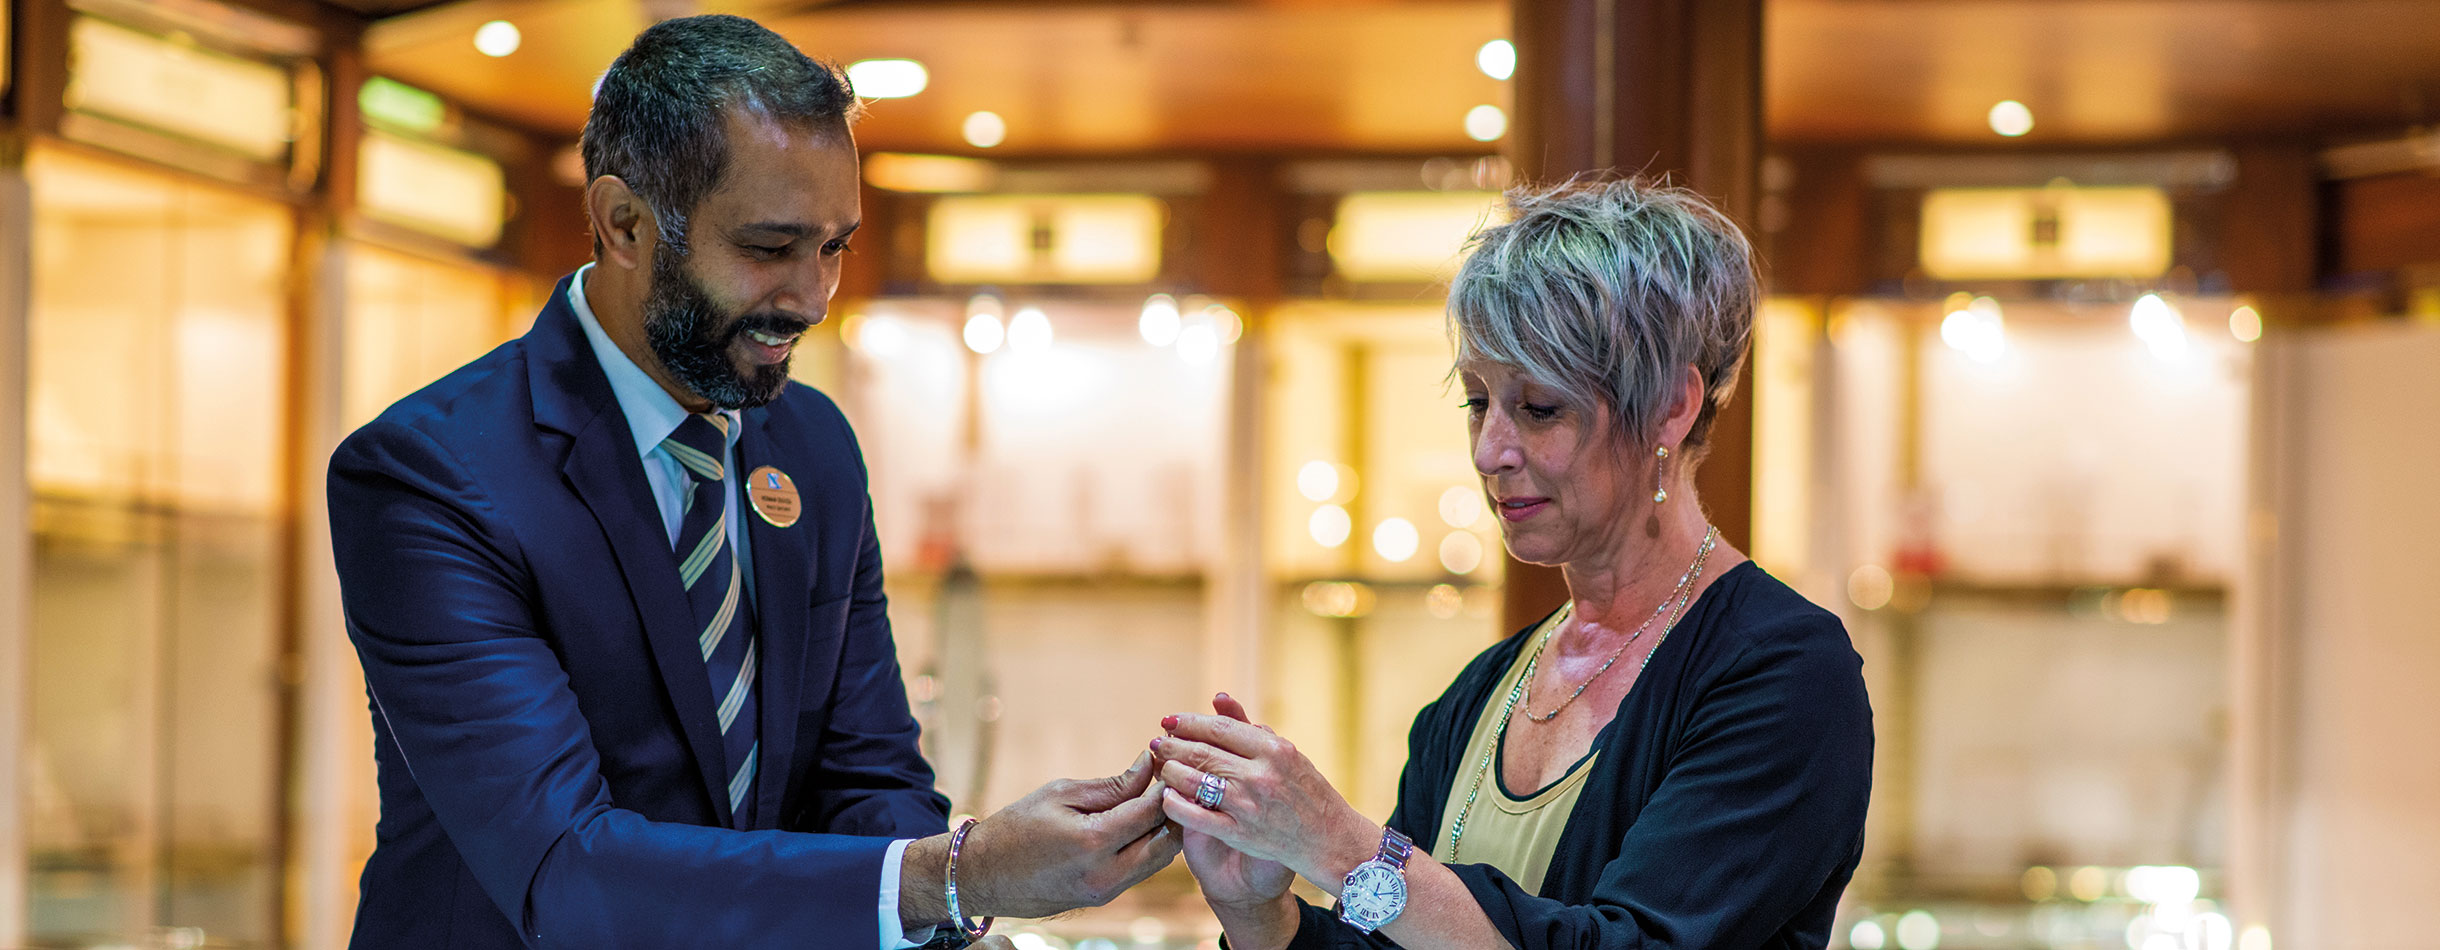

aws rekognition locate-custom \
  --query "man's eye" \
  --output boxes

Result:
[745,244,790,258]
[822,239,854,256]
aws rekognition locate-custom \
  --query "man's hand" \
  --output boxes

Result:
[900,752,1182,929]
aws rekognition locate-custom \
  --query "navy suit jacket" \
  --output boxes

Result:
[328,273,948,948]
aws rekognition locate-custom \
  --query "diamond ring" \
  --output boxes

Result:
[1195,772,1228,810]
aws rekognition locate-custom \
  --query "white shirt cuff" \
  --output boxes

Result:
[879,838,926,949]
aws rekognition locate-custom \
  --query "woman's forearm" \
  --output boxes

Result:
[1368,855,1516,950]
[1298,823,1513,950]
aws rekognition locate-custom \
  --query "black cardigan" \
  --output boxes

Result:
[1280,562,1874,950]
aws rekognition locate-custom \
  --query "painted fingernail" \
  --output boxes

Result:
[1216,692,1232,701]
[1149,737,1163,754]
[1161,714,1180,730]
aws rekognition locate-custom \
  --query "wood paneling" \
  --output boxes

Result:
[2332,171,2440,277]
[1769,0,2440,146]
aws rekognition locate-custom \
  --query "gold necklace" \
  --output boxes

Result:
[1521,527,1717,722]
[1445,526,1716,862]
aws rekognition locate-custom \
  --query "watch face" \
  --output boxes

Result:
[1343,863,1407,926]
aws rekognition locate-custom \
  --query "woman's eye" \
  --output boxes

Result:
[1522,404,1559,421]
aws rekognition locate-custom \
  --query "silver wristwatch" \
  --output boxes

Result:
[1337,827,1413,933]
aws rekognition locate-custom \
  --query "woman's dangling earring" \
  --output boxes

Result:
[1653,445,1670,504]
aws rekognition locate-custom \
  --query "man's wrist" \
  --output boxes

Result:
[897,833,952,932]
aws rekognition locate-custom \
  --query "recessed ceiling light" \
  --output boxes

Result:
[473,20,520,58]
[963,111,1006,149]
[1464,104,1507,142]
[1988,100,2034,137]
[846,59,928,99]
[1477,39,1515,81]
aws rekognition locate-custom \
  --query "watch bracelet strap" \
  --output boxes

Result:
[1378,826,1413,870]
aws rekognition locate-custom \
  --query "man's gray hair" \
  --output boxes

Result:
[1447,177,1758,454]
[581,15,862,254]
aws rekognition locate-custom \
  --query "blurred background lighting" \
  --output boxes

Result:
[2131,293,2189,362]
[1297,460,1340,502]
[1177,321,1220,365]
[851,314,908,360]
[2190,913,2235,950]
[2022,865,2059,901]
[1849,564,1896,610]
[962,110,1006,148]
[473,20,520,58]
[1206,304,1245,344]
[1940,296,2008,363]
[1006,306,1052,353]
[1989,99,2034,137]
[1309,504,1352,548]
[1300,580,1375,618]
[962,312,1004,354]
[2126,865,2201,905]
[1464,104,1508,142]
[1438,530,1483,574]
[847,59,929,99]
[1895,910,1940,950]
[1438,485,1483,527]
[2239,925,2273,950]
[1851,920,1888,950]
[1373,517,1420,562]
[2070,866,2110,902]
[1139,294,1180,346]
[2230,304,2263,342]
[1425,583,1464,619]
[1476,39,1516,80]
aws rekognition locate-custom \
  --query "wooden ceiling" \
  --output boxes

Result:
[356,0,2440,152]
[1768,0,2440,145]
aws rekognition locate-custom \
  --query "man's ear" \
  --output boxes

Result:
[585,175,656,272]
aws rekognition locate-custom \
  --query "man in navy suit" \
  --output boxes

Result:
[328,16,1179,948]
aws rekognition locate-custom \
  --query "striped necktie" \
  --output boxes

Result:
[662,412,759,826]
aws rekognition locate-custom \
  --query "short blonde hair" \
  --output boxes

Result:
[1447,177,1757,454]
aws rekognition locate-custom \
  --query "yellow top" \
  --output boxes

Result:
[1430,611,1598,895]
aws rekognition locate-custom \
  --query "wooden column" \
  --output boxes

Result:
[1195,159,1282,719]
[0,130,35,950]
[1502,0,1765,633]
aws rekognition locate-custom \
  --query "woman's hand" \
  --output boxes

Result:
[1173,695,1295,908]
[1152,701,1379,890]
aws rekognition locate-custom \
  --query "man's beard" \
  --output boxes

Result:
[643,242,804,410]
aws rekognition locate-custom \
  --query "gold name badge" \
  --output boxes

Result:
[745,466,801,528]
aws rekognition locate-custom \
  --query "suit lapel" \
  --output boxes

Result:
[736,412,817,829]
[529,276,735,824]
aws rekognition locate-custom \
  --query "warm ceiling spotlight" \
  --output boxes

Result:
[1464,104,1507,142]
[1988,99,2034,137]
[846,59,928,99]
[473,20,521,58]
[962,111,1006,149]
[1476,39,1516,81]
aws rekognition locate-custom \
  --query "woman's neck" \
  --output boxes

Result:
[1554,502,1737,653]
